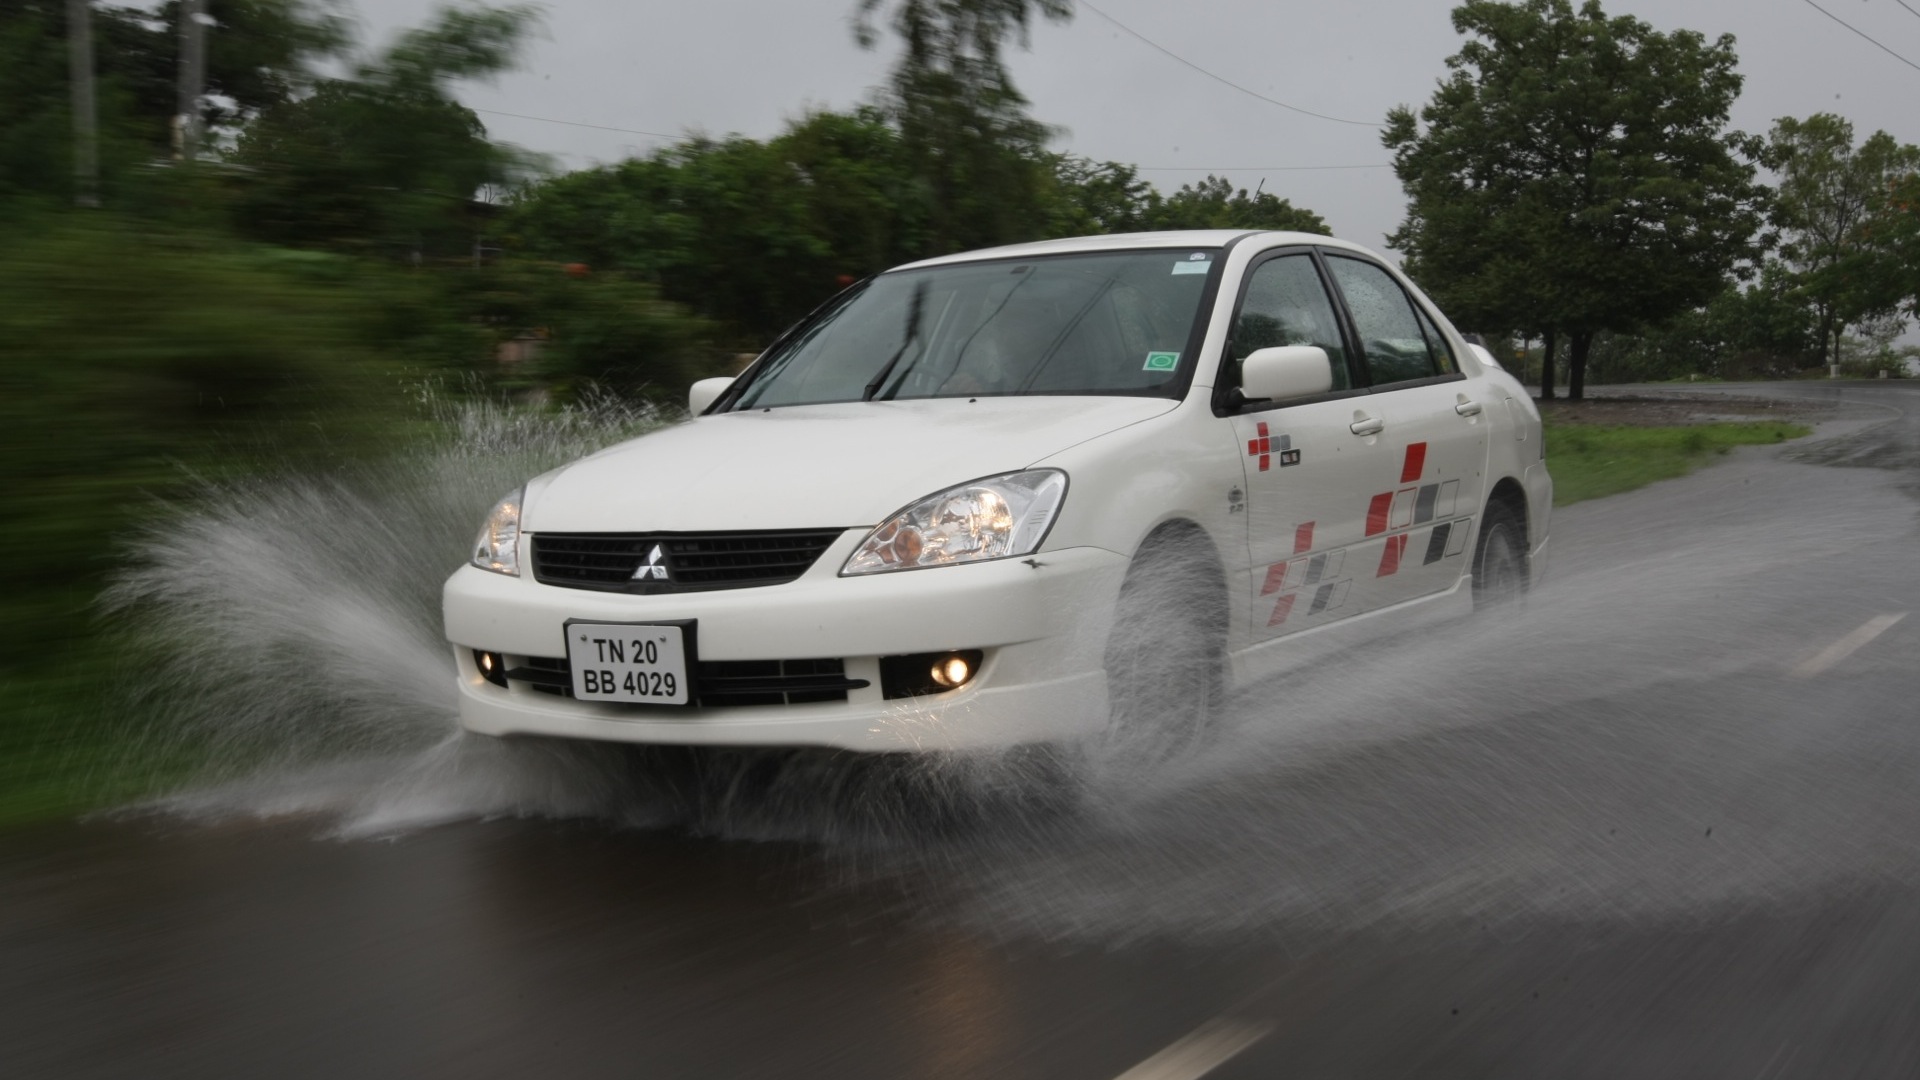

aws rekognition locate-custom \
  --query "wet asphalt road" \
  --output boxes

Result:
[5,381,1920,1079]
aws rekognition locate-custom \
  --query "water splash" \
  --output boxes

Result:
[102,403,1920,941]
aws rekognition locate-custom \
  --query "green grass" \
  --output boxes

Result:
[0,643,182,828]
[1545,417,1811,506]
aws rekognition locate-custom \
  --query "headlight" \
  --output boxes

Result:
[471,488,523,576]
[842,470,1067,575]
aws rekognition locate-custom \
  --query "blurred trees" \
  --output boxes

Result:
[854,0,1071,253]
[227,3,541,255]
[1385,0,1767,399]
[0,0,347,202]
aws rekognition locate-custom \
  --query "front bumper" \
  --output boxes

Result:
[443,537,1129,751]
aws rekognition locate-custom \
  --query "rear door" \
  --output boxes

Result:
[1321,253,1489,612]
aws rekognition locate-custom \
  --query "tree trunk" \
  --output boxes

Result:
[1569,330,1593,401]
[1539,329,1557,401]
[67,0,98,207]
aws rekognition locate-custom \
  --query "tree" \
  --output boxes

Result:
[1384,0,1766,400]
[1763,114,1920,367]
[0,0,347,203]
[503,113,916,342]
[1144,175,1328,233]
[1893,172,1920,320]
[1041,155,1153,236]
[227,3,540,256]
[854,0,1072,253]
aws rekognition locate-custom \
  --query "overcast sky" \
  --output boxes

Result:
[349,0,1920,258]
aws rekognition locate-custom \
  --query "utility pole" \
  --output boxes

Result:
[175,0,208,161]
[67,0,99,206]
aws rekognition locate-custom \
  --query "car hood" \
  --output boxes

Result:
[524,396,1178,532]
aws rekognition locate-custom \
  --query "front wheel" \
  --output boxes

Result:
[1102,530,1227,759]
[1472,502,1528,610]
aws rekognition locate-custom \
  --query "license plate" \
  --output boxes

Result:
[565,621,693,705]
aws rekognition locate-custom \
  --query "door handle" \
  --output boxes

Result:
[1455,397,1483,417]
[1350,414,1385,437]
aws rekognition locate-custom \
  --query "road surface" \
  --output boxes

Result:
[4,381,1919,1079]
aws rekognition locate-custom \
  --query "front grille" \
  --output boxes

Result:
[505,655,866,707]
[531,530,845,593]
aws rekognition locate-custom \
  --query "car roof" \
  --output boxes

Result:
[891,230,1377,272]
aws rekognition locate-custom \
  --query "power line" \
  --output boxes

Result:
[1796,0,1920,73]
[1896,0,1920,24]
[472,104,1392,173]
[1077,1,1385,128]
[472,108,689,141]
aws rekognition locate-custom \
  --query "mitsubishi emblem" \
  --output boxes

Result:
[633,543,670,581]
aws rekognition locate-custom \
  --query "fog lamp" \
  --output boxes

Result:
[880,649,986,699]
[930,653,974,689]
[474,649,508,688]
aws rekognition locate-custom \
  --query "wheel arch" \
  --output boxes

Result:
[1120,516,1232,641]
[1486,476,1530,548]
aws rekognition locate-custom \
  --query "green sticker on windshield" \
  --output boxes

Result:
[1143,351,1180,372]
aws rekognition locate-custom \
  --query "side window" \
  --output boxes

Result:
[1412,300,1457,375]
[1325,256,1443,386]
[1228,255,1349,393]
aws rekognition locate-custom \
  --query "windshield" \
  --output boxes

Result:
[730,248,1220,409]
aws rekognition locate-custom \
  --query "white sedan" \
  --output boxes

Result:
[443,231,1551,752]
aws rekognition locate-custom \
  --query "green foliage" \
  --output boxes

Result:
[1587,264,1816,381]
[1385,0,1767,399]
[450,259,728,402]
[0,0,347,203]
[854,0,1072,252]
[1542,416,1810,505]
[226,3,542,257]
[1762,114,1920,364]
[505,122,875,342]
[1144,175,1329,233]
[0,217,469,654]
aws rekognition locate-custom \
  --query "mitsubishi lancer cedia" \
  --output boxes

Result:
[444,230,1551,752]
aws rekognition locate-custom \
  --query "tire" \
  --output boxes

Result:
[1102,529,1227,758]
[1472,501,1528,610]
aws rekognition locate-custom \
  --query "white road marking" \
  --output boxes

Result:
[1112,1017,1273,1080]
[1791,612,1908,678]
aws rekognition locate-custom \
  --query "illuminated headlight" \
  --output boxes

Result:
[471,487,523,576]
[843,470,1066,575]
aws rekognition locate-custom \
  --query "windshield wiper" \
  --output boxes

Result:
[862,280,929,402]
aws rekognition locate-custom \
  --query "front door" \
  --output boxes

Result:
[1224,252,1395,639]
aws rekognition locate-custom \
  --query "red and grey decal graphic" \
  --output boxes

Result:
[1256,441,1475,628]
[1262,545,1346,596]
[1262,518,1352,625]
[1247,422,1293,472]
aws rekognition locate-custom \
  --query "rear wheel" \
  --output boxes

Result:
[1472,501,1528,610]
[1102,529,1227,758]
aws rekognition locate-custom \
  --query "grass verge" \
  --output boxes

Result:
[1544,416,1811,506]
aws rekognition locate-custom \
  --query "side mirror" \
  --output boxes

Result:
[688,376,735,415]
[1241,345,1333,403]
[1467,343,1503,371]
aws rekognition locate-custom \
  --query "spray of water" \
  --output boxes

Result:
[103,399,1920,941]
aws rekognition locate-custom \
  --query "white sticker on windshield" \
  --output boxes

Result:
[1171,260,1211,275]
[1143,351,1180,371]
